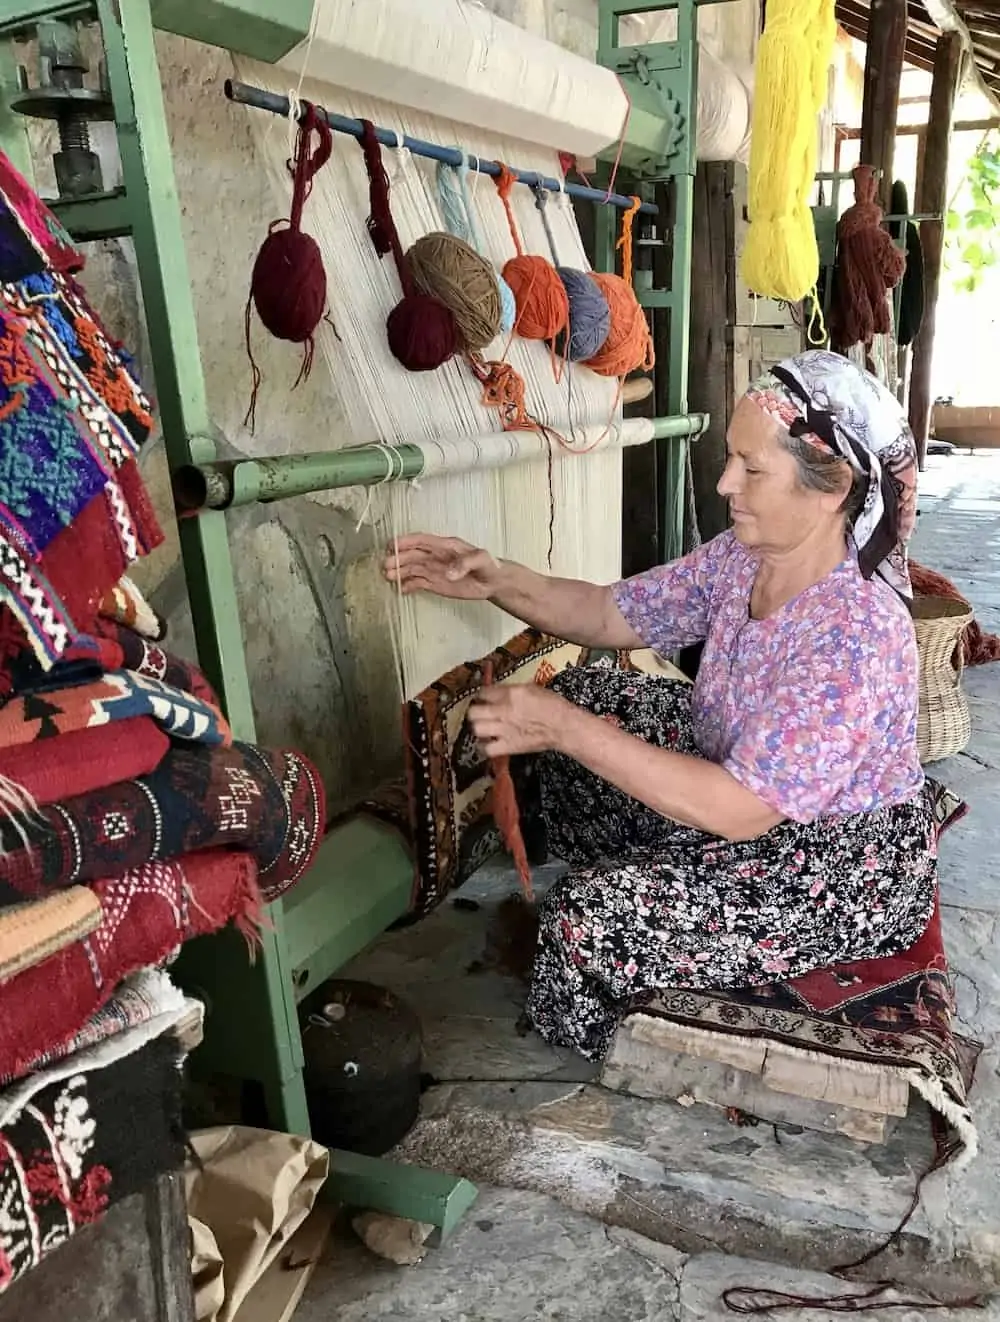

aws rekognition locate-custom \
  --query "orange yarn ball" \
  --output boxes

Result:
[584,272,654,377]
[502,254,569,341]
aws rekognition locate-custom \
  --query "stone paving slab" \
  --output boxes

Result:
[300,1185,1000,1322]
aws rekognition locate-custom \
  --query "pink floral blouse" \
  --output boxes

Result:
[611,531,925,824]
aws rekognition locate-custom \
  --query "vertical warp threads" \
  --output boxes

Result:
[359,120,459,372]
[244,101,333,430]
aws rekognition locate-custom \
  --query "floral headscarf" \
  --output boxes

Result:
[746,349,918,598]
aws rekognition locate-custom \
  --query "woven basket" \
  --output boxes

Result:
[912,595,974,765]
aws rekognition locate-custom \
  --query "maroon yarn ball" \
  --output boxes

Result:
[386,292,459,372]
[250,226,327,344]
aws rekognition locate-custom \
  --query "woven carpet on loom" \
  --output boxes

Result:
[0,1034,186,1297]
[0,852,258,1084]
[346,629,594,918]
[0,741,324,905]
[624,791,979,1166]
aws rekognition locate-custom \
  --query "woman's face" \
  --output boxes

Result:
[717,397,846,554]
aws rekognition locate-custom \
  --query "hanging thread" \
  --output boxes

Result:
[359,119,459,372]
[585,197,655,378]
[244,100,333,430]
[534,187,611,364]
[739,0,836,303]
[481,659,534,902]
[436,158,517,334]
[494,164,569,343]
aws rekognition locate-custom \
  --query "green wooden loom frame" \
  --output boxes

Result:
[0,0,720,1230]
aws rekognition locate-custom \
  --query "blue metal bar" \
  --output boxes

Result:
[224,78,659,217]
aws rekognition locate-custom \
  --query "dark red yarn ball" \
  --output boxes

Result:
[250,225,327,344]
[386,292,459,372]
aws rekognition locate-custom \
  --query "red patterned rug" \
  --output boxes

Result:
[0,851,259,1083]
[628,887,979,1165]
[0,741,324,907]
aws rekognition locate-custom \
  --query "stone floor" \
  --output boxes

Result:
[302,452,1000,1320]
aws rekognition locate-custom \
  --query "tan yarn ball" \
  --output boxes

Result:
[407,231,503,351]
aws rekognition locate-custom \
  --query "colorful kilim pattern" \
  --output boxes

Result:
[0,853,259,1085]
[0,1036,185,1298]
[0,152,82,280]
[0,741,324,905]
[0,156,161,670]
[0,670,232,749]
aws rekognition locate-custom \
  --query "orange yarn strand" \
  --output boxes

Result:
[616,196,641,286]
[585,195,654,378]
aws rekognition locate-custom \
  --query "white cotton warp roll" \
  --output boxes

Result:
[283,0,754,163]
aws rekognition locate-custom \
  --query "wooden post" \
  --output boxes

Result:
[859,0,909,208]
[687,162,734,543]
[909,32,963,467]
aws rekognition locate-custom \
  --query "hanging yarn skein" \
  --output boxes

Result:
[494,164,568,343]
[585,197,654,378]
[739,0,837,303]
[244,100,333,429]
[436,158,517,335]
[829,165,907,352]
[359,120,459,372]
[534,187,611,365]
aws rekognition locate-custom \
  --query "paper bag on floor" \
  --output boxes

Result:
[185,1125,329,1322]
[190,1216,225,1322]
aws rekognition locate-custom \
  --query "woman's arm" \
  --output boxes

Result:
[470,685,783,842]
[559,705,783,841]
[384,534,644,649]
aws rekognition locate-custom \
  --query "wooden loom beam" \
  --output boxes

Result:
[909,30,964,467]
[859,0,910,210]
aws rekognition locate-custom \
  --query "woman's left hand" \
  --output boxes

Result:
[468,684,572,757]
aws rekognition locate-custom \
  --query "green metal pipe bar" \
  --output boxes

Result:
[174,412,709,513]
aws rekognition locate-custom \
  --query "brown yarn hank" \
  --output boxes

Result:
[408,231,502,351]
[830,164,906,353]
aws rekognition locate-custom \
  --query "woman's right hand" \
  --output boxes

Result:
[383,533,506,601]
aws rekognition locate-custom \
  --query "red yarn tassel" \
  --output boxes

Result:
[482,661,534,902]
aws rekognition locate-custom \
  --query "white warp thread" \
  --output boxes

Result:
[236,41,630,697]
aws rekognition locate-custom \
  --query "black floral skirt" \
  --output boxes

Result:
[521,664,939,1061]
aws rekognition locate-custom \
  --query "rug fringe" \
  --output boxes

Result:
[625,1011,977,1165]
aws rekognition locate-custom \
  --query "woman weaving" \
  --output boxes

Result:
[385,350,934,1061]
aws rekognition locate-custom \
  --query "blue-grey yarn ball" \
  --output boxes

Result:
[497,273,517,335]
[556,267,612,361]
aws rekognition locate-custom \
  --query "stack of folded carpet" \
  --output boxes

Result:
[0,151,326,1297]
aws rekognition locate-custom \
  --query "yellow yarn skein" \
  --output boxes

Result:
[740,0,837,303]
